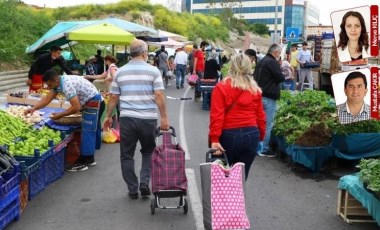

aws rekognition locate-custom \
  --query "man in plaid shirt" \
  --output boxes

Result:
[337,71,370,124]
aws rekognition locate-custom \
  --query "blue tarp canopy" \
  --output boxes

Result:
[26,16,167,54]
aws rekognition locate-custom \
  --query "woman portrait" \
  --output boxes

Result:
[331,7,371,63]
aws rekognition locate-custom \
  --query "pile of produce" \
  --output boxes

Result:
[358,159,380,198]
[329,119,380,136]
[0,111,61,156]
[273,90,337,146]
[0,110,31,145]
[0,146,18,174]
[37,89,65,100]
[6,105,42,125]
[9,126,61,156]
[9,92,25,98]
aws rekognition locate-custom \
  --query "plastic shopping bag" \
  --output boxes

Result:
[102,129,118,143]
[111,128,120,142]
[187,74,198,87]
[200,162,250,230]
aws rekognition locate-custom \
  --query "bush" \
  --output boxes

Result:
[0,1,53,64]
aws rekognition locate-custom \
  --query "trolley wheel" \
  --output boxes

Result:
[184,198,188,214]
[151,198,156,215]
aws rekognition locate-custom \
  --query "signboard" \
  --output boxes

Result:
[286,27,300,42]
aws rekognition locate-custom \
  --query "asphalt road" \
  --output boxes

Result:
[6,79,380,230]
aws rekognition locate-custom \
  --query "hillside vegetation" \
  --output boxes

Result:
[0,0,269,71]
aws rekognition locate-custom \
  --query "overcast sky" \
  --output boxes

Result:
[22,0,379,26]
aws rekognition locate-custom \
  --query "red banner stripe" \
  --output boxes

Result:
[370,67,379,120]
[370,5,379,57]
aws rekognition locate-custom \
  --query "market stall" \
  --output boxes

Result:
[273,90,380,174]
[338,173,380,225]
[0,91,82,228]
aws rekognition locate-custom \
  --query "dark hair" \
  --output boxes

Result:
[43,69,59,82]
[344,71,367,89]
[244,49,257,60]
[200,41,208,48]
[97,50,101,55]
[104,54,118,64]
[160,45,165,51]
[50,45,62,52]
[338,11,369,52]
[291,43,298,48]
[302,41,308,46]
[193,44,198,49]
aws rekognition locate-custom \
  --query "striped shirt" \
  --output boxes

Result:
[337,102,370,124]
[110,60,164,119]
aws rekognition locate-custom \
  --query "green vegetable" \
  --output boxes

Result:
[273,90,337,146]
[358,159,380,196]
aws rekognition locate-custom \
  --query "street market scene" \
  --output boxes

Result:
[0,0,380,229]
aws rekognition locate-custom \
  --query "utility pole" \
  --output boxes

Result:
[273,0,279,43]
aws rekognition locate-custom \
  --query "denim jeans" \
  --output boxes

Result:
[119,117,157,194]
[282,79,295,91]
[176,64,186,87]
[262,97,277,153]
[219,126,259,180]
[299,69,313,91]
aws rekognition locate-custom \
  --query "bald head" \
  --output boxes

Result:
[130,39,148,58]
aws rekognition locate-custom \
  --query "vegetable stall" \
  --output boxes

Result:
[273,89,380,226]
[0,91,78,229]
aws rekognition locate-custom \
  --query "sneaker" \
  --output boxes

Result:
[65,163,88,172]
[258,151,277,158]
[176,85,180,89]
[139,183,151,197]
[128,192,138,200]
[84,156,96,166]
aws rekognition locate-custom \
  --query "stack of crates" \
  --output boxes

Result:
[197,79,218,110]
[0,162,20,229]
[16,134,71,202]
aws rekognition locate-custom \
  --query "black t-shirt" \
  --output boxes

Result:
[28,53,72,79]
[204,59,220,79]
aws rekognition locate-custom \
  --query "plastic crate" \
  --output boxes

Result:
[202,91,212,110]
[0,186,19,210]
[27,162,45,200]
[44,147,65,186]
[0,164,20,200]
[54,132,73,153]
[0,200,20,230]
[19,180,28,213]
[20,160,41,181]
[14,146,54,168]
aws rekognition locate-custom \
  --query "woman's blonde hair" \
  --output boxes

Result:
[223,54,261,93]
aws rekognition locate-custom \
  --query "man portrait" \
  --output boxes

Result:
[332,69,371,124]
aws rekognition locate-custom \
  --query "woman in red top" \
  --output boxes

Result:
[209,54,266,179]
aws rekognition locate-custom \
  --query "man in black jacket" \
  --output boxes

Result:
[254,43,285,157]
[28,45,72,92]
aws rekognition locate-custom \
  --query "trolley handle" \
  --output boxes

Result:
[206,149,229,167]
[155,126,177,145]
[155,126,176,137]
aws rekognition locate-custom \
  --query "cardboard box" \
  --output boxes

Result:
[6,93,26,104]
[337,189,376,224]
[25,94,61,109]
